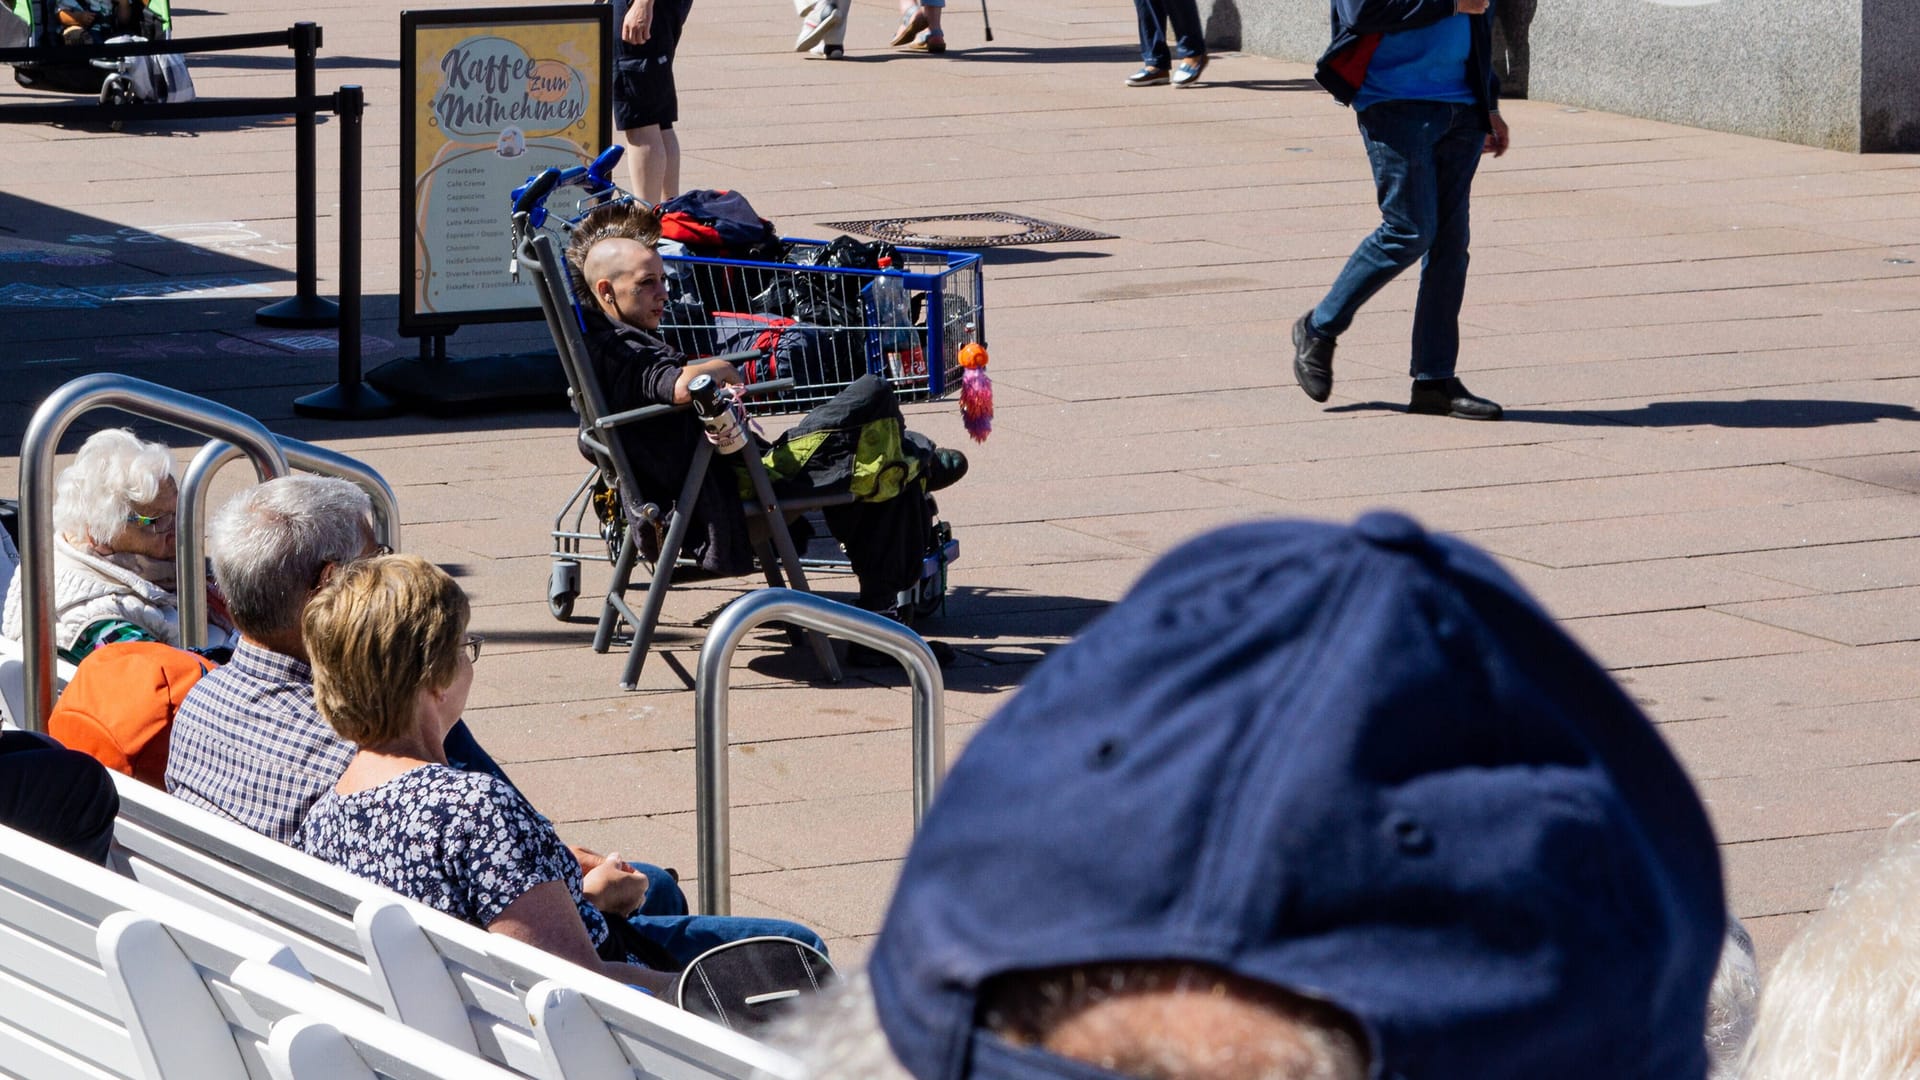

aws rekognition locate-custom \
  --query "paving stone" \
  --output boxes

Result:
[1720,830,1886,922]
[1562,608,1837,671]
[1662,699,1920,780]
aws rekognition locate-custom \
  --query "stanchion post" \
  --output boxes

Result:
[257,22,340,329]
[295,85,401,419]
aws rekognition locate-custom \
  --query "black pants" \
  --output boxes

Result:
[0,731,120,864]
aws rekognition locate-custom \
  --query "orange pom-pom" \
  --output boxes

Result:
[958,343,990,370]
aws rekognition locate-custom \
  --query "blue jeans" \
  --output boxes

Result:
[442,728,825,966]
[623,864,828,967]
[1311,100,1486,381]
[1132,0,1204,67]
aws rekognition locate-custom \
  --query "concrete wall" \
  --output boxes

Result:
[1214,0,1918,153]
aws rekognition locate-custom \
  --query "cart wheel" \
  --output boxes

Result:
[549,559,581,621]
[912,563,947,619]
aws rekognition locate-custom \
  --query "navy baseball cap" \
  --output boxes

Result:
[868,512,1725,1080]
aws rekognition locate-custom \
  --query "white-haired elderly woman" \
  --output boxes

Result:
[1,428,236,662]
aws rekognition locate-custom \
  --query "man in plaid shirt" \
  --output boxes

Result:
[165,476,505,842]
[165,475,825,966]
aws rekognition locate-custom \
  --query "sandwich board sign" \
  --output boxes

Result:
[400,5,610,336]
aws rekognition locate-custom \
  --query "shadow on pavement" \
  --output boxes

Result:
[977,248,1111,266]
[954,43,1135,65]
[1327,398,1920,429]
[0,191,570,454]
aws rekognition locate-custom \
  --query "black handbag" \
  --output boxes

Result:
[674,936,836,1031]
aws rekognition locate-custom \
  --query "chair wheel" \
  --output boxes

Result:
[549,559,581,621]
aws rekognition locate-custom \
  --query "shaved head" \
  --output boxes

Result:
[582,237,648,295]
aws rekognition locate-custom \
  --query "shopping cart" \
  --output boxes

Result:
[511,155,979,625]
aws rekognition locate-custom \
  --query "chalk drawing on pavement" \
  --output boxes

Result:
[0,278,275,309]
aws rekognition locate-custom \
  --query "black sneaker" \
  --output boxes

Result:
[1408,377,1503,420]
[927,448,968,492]
[1291,312,1335,403]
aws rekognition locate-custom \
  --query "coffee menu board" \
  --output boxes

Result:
[400,5,610,335]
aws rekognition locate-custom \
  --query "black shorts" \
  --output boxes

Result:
[612,0,692,130]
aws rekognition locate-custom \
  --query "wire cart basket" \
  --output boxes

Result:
[653,241,985,415]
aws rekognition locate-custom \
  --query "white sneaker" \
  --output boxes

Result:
[795,0,842,51]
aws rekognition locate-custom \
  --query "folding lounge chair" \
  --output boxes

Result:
[520,230,847,689]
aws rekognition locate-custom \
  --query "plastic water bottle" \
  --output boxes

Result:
[688,374,747,455]
[870,257,916,374]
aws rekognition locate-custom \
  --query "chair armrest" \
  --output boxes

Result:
[596,402,685,431]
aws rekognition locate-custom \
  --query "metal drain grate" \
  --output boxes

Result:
[818,211,1116,248]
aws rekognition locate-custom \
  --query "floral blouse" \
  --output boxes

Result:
[296,764,609,949]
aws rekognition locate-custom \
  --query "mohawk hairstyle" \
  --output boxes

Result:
[563,201,664,307]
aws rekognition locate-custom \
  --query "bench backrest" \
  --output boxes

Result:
[528,978,804,1080]
[98,914,519,1080]
[0,822,302,1079]
[108,772,796,1078]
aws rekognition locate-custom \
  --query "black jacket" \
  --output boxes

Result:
[583,312,759,576]
[1314,0,1499,127]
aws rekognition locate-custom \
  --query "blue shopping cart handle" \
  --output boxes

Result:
[511,167,565,227]
[586,145,624,193]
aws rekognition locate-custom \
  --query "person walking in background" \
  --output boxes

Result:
[1125,0,1205,87]
[612,0,692,203]
[796,0,947,59]
[1290,0,1510,420]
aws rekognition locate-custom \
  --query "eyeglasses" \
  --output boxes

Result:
[461,634,485,664]
[124,510,175,532]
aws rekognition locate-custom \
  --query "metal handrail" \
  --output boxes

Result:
[693,588,945,915]
[16,375,290,732]
[177,437,402,648]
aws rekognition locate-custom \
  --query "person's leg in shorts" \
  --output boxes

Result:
[613,0,688,203]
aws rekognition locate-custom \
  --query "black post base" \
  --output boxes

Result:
[292,381,405,420]
[365,351,570,415]
[257,295,341,329]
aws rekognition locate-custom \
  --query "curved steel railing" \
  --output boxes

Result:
[16,375,290,732]
[177,437,402,649]
[693,588,945,915]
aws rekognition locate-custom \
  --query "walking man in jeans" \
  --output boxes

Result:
[1291,0,1511,420]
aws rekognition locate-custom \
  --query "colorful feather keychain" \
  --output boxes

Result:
[958,342,993,443]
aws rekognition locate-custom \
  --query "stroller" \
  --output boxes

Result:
[5,0,192,106]
[508,150,964,686]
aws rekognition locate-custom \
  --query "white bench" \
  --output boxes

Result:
[108,773,803,1079]
[0,825,516,1080]
[0,634,75,731]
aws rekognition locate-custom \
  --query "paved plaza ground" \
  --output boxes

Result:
[3,0,1918,970]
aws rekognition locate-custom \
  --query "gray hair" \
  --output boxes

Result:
[1739,814,1920,1079]
[773,966,1368,1080]
[1706,916,1759,1079]
[210,476,372,639]
[54,428,174,547]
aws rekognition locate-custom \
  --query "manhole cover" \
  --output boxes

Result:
[819,211,1115,249]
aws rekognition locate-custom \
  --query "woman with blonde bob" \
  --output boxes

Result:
[2,427,235,661]
[293,555,671,993]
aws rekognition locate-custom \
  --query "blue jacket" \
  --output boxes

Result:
[1314,0,1499,126]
